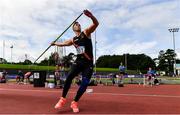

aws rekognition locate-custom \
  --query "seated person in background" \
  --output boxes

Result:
[24,72,32,84]
[16,75,20,83]
[2,70,8,79]
[146,67,156,86]
[0,70,8,83]
[0,72,6,83]
[154,77,159,85]
[17,70,24,83]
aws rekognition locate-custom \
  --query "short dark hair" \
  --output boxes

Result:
[72,22,79,31]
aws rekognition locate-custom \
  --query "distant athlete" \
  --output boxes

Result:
[146,67,155,86]
[51,9,99,113]
[118,63,126,86]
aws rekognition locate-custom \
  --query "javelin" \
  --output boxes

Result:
[33,12,83,64]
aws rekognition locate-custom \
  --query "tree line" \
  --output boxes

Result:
[96,54,155,73]
[96,49,180,74]
[1,49,179,74]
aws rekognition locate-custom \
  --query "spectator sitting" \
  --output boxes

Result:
[24,72,32,84]
[154,78,159,85]
[16,75,20,83]
[146,67,156,86]
[17,70,24,84]
[0,71,6,83]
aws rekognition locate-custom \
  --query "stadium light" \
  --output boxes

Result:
[168,28,179,76]
[10,45,13,64]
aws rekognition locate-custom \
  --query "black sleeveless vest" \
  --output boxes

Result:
[72,32,93,61]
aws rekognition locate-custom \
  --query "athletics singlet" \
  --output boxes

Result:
[72,32,93,61]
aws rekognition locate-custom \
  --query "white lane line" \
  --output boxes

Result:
[0,88,180,98]
[88,92,180,98]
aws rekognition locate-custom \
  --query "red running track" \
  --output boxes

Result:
[0,83,180,114]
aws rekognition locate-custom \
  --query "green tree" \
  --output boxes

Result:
[96,54,155,72]
[177,59,180,63]
[96,55,123,68]
[157,49,176,74]
[126,54,155,72]
[39,52,58,66]
[39,58,49,66]
[23,59,32,65]
[62,53,75,67]
[0,58,7,64]
[38,52,75,67]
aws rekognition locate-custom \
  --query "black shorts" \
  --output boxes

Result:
[70,59,93,79]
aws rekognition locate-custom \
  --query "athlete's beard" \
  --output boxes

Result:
[73,29,81,32]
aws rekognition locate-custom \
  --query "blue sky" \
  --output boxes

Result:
[0,0,180,62]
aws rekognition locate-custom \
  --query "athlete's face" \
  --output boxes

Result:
[73,22,81,32]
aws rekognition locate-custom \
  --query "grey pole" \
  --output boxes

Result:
[94,30,97,74]
[3,40,5,63]
[125,54,127,71]
[168,28,179,76]
[10,45,13,64]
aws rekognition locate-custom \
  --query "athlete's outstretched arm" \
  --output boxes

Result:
[51,39,73,47]
[83,10,99,37]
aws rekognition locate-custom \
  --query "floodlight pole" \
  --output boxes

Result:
[125,53,127,71]
[94,30,97,74]
[3,40,5,63]
[10,45,13,64]
[168,28,179,76]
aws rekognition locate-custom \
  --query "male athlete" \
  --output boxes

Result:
[51,9,99,113]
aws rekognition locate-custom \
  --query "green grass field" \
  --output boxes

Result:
[1,64,117,72]
[0,64,119,72]
[0,64,139,74]
[0,64,55,71]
